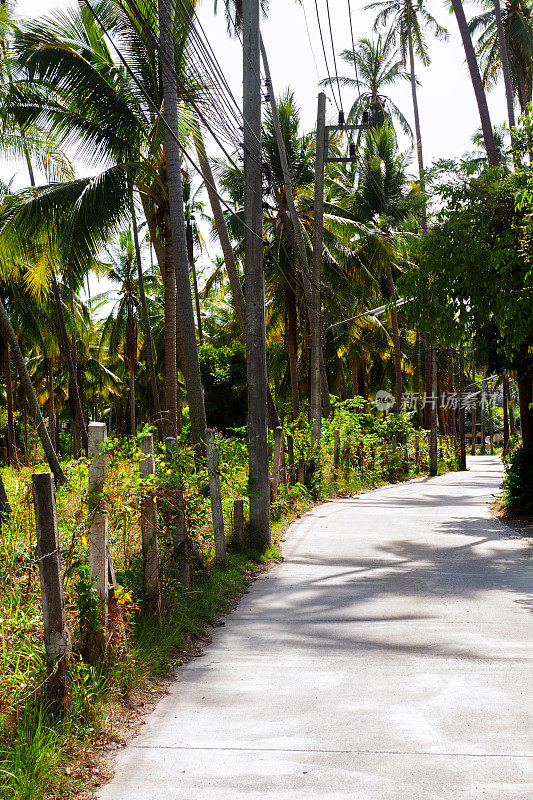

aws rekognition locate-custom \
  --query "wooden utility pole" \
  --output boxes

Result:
[458,343,467,470]
[243,0,270,552]
[311,92,326,446]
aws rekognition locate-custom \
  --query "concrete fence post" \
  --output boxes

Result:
[415,435,420,469]
[205,429,226,568]
[165,437,192,589]
[139,434,161,620]
[32,472,71,706]
[392,435,397,452]
[88,422,108,628]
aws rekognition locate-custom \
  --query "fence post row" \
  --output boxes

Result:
[32,472,71,705]
[88,422,109,632]
[165,436,192,589]
[139,433,162,620]
[205,428,227,568]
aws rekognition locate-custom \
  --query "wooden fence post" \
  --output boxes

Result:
[139,434,161,620]
[233,499,244,544]
[165,437,192,589]
[32,472,71,706]
[271,426,283,497]
[415,435,420,469]
[88,422,108,633]
[392,435,397,451]
[205,429,226,567]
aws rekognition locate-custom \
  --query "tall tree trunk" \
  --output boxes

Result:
[503,374,510,453]
[450,0,500,165]
[2,340,18,468]
[386,266,403,409]
[286,286,300,420]
[408,36,427,233]
[458,343,467,470]
[186,218,204,345]
[424,336,432,429]
[49,272,88,454]
[493,0,516,136]
[159,0,206,449]
[481,366,487,454]
[69,287,83,456]
[471,354,477,455]
[163,226,178,438]
[47,357,55,457]
[129,359,136,437]
[131,197,163,438]
[195,129,281,430]
[0,296,65,483]
[517,377,533,449]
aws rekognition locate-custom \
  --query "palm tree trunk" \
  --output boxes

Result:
[286,286,300,420]
[408,36,427,233]
[450,0,500,165]
[129,359,136,437]
[159,0,206,449]
[131,197,163,438]
[186,218,204,345]
[0,296,65,483]
[49,272,88,453]
[163,226,178,438]
[471,354,477,454]
[493,0,516,135]
[386,266,403,409]
[2,340,18,468]
[195,129,281,430]
[47,357,56,456]
[69,287,84,455]
[503,374,510,452]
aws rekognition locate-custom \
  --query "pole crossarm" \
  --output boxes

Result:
[325,124,369,162]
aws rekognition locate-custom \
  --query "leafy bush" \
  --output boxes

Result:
[199,342,247,431]
[502,445,533,511]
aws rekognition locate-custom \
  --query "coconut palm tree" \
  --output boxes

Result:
[322,36,413,139]
[449,0,500,165]
[367,0,448,229]
[469,0,533,115]
[2,0,205,443]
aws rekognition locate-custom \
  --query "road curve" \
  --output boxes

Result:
[98,456,533,800]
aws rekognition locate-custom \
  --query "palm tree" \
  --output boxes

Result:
[322,36,413,139]
[368,0,448,229]
[3,0,204,443]
[469,0,533,115]
[449,0,500,165]
[98,229,152,437]
[350,124,423,407]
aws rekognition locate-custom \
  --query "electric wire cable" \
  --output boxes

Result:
[313,0,340,111]
[325,0,343,114]
[81,0,265,243]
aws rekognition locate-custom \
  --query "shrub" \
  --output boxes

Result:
[502,445,533,512]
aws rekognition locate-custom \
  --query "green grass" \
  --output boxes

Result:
[0,415,459,799]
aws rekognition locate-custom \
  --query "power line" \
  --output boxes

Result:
[301,2,320,82]
[81,0,265,243]
[347,0,361,100]
[313,0,340,112]
[325,0,343,115]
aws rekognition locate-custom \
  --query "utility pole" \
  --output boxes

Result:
[243,0,270,551]
[311,92,326,445]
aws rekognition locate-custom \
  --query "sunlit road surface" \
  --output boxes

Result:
[98,456,533,800]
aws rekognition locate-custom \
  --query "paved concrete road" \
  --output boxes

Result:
[99,456,533,800]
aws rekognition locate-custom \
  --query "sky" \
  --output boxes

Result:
[6,0,508,294]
